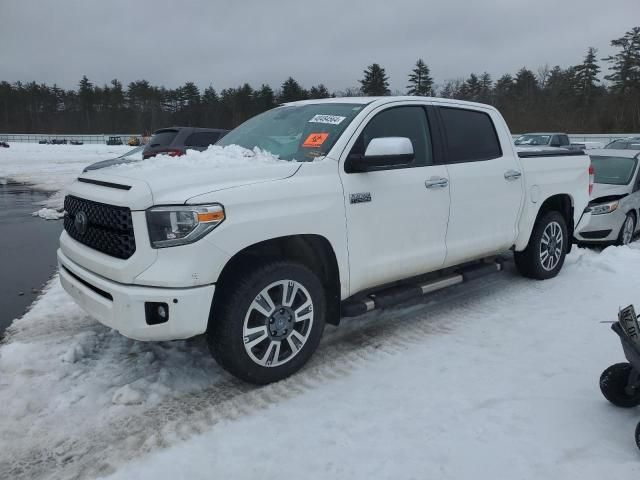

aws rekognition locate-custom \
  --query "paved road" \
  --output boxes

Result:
[0,182,62,337]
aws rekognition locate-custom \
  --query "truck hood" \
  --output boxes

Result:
[75,161,301,210]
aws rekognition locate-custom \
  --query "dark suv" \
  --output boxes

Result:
[142,127,229,159]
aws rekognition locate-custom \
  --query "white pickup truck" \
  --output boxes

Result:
[58,97,593,384]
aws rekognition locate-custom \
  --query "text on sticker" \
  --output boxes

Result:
[302,133,329,148]
[308,115,346,125]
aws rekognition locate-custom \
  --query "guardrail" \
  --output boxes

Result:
[0,133,142,144]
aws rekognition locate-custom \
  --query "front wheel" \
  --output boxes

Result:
[617,213,636,246]
[207,261,326,384]
[515,211,568,280]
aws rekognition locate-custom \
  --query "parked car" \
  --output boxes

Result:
[83,145,145,172]
[604,137,640,150]
[574,149,640,246]
[142,127,229,159]
[58,97,592,384]
[106,136,123,146]
[514,132,583,151]
[0,141,9,148]
[70,140,84,146]
[128,136,141,146]
[50,138,67,145]
[580,141,605,150]
[38,139,49,145]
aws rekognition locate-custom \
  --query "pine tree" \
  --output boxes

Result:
[360,63,390,96]
[279,77,308,103]
[603,27,640,93]
[460,73,481,101]
[78,75,94,130]
[406,59,433,96]
[574,47,601,104]
[309,84,331,99]
[254,84,275,111]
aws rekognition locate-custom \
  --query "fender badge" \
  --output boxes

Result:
[350,192,372,204]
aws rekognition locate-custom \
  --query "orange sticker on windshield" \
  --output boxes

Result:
[303,133,329,148]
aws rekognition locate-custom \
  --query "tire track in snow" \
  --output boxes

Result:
[2,265,538,480]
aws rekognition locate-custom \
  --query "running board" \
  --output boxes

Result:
[341,260,504,318]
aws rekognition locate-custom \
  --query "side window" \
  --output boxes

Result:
[349,106,432,167]
[559,135,570,146]
[439,107,502,163]
[185,132,221,148]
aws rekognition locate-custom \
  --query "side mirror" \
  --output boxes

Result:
[346,137,415,173]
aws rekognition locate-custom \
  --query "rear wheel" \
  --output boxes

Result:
[617,213,636,246]
[515,211,568,280]
[600,363,640,408]
[207,261,326,384]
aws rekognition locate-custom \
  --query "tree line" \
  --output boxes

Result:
[0,26,638,135]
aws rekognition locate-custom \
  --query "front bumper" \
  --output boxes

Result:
[58,249,215,341]
[574,209,624,243]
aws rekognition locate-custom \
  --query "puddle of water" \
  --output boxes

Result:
[0,183,63,337]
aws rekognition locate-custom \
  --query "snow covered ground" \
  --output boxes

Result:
[1,245,640,479]
[2,143,640,479]
[0,143,131,211]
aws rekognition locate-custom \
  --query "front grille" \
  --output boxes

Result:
[64,195,136,259]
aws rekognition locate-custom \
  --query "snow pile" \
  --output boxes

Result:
[109,145,286,174]
[32,207,64,220]
[2,246,640,479]
[0,143,131,209]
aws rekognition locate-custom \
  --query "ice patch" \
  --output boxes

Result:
[32,207,64,220]
[112,385,144,406]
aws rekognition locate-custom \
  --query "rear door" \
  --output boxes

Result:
[437,105,524,267]
[339,103,450,294]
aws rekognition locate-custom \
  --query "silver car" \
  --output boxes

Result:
[575,149,640,246]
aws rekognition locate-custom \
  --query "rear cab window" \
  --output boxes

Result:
[439,107,502,163]
[148,129,178,147]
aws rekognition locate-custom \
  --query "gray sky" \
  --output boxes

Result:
[1,0,638,93]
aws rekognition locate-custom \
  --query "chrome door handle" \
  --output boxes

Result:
[504,170,522,181]
[425,177,449,189]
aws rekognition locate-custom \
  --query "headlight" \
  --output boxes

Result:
[587,200,619,215]
[146,204,225,248]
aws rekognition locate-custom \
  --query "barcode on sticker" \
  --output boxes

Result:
[309,115,346,125]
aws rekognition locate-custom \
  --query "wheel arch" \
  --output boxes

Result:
[517,193,574,252]
[212,234,342,326]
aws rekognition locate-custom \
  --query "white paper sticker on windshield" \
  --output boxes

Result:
[309,114,346,125]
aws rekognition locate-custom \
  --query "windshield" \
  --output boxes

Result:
[605,139,640,150]
[217,103,365,161]
[514,134,551,146]
[591,155,638,185]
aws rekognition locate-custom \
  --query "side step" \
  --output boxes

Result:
[341,260,503,318]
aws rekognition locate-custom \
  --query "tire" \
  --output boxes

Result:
[634,422,640,451]
[599,363,640,408]
[207,261,326,384]
[514,211,568,280]
[616,213,636,246]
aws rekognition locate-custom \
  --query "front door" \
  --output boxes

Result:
[339,104,450,295]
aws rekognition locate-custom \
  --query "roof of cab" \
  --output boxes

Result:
[281,96,500,111]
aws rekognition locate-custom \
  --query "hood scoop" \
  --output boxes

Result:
[78,177,132,191]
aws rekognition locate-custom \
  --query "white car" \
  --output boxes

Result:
[58,97,593,384]
[575,149,640,245]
